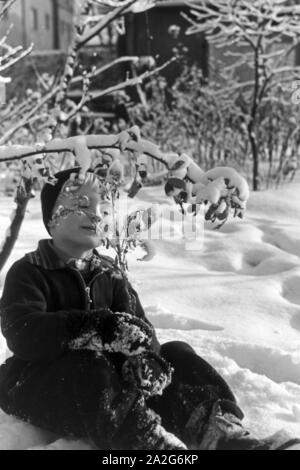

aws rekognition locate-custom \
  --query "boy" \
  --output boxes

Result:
[0,168,298,450]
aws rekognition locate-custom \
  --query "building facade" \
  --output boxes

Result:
[118,1,208,84]
[0,0,74,51]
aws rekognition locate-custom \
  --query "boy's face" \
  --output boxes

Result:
[49,181,105,250]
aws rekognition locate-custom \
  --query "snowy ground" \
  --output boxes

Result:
[1,179,300,449]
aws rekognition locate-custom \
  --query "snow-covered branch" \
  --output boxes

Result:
[78,0,137,48]
[0,0,15,21]
[70,56,140,86]
[0,132,166,165]
[0,127,250,231]
[0,42,33,72]
[184,0,300,191]
[185,0,300,44]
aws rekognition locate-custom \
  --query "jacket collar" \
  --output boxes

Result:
[25,239,113,272]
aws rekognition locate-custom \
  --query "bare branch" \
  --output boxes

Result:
[63,74,90,122]
[83,57,176,102]
[30,60,52,92]
[0,86,59,145]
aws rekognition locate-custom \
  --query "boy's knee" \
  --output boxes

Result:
[160,341,196,359]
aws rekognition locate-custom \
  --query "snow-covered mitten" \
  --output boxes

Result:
[101,311,154,356]
[121,351,174,397]
[68,309,153,356]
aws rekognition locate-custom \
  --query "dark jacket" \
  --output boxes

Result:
[0,239,160,413]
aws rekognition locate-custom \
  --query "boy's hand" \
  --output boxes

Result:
[68,309,154,356]
[96,310,154,356]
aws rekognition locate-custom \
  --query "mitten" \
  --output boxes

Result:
[68,308,153,356]
[121,351,174,397]
[100,311,154,355]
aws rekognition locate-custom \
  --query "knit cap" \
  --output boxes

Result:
[40,167,82,234]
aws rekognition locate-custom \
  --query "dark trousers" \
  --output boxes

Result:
[148,341,236,441]
[0,341,237,449]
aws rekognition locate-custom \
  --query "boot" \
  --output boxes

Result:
[185,399,300,450]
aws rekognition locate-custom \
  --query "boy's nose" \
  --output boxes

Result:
[83,211,102,225]
[91,213,102,224]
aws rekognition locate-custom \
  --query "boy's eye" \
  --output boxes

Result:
[78,196,90,208]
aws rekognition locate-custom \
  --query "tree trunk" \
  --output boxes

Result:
[51,0,60,50]
[248,126,259,191]
[0,180,34,272]
[248,45,261,192]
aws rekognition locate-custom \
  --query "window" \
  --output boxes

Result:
[45,13,50,30]
[31,7,38,31]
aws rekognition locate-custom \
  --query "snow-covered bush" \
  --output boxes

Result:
[183,0,300,191]
[129,60,300,190]
[128,64,248,174]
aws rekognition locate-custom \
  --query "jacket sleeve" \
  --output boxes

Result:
[110,273,161,354]
[0,260,90,363]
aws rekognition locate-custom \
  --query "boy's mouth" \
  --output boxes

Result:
[81,225,97,233]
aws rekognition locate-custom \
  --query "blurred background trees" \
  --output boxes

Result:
[128,0,300,191]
